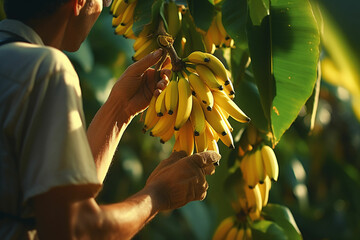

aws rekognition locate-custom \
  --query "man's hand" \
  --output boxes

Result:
[145,151,221,210]
[109,49,171,118]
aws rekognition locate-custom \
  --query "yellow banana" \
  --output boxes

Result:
[245,227,252,240]
[133,36,149,51]
[165,77,179,115]
[150,112,176,137]
[196,64,223,91]
[205,121,219,141]
[244,184,262,213]
[205,122,220,154]
[259,176,271,207]
[190,95,206,136]
[194,129,208,153]
[155,86,167,117]
[178,120,194,155]
[187,51,231,85]
[223,78,235,99]
[143,95,160,131]
[172,133,181,152]
[240,151,259,189]
[235,227,245,240]
[215,11,229,45]
[225,226,238,240]
[207,138,219,154]
[159,117,176,143]
[114,23,129,35]
[123,24,136,39]
[120,2,136,26]
[166,0,182,38]
[254,147,266,184]
[207,18,222,48]
[188,73,214,111]
[110,0,119,14]
[214,105,234,149]
[212,91,250,123]
[261,145,279,181]
[112,0,127,17]
[112,13,124,27]
[212,216,235,240]
[203,32,216,54]
[202,104,228,136]
[132,39,157,61]
[216,104,233,132]
[174,75,192,130]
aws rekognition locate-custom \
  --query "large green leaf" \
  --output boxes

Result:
[251,219,287,240]
[187,0,215,32]
[247,0,320,145]
[221,0,248,48]
[133,0,163,36]
[262,204,302,240]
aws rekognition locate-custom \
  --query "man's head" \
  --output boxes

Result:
[4,0,109,52]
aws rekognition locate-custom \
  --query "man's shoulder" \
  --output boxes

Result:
[1,42,75,75]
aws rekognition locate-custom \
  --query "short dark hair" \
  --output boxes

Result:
[4,0,71,22]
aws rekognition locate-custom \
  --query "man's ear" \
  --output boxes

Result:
[73,0,86,16]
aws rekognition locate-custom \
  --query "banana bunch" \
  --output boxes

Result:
[143,51,250,156]
[164,0,182,38]
[202,11,234,54]
[239,144,279,189]
[212,216,252,240]
[111,0,138,39]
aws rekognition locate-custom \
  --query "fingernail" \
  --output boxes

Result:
[153,48,163,57]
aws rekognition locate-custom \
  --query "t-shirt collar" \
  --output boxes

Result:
[0,19,45,46]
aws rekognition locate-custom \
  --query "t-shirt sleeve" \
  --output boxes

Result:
[19,51,101,204]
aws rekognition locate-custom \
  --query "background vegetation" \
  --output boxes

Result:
[1,0,359,239]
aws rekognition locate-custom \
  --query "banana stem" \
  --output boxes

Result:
[157,19,185,72]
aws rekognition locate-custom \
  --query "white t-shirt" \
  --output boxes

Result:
[0,19,101,239]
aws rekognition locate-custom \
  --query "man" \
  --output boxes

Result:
[0,0,221,239]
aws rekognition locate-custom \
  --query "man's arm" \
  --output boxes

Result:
[87,49,169,182]
[34,151,221,240]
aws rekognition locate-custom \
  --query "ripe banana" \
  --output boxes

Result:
[194,129,208,153]
[174,74,192,130]
[187,51,230,85]
[150,112,176,137]
[110,0,119,14]
[159,118,176,143]
[212,91,250,123]
[112,0,127,17]
[132,39,157,61]
[190,95,206,136]
[215,11,229,46]
[212,216,235,240]
[261,145,279,181]
[240,151,259,189]
[215,105,234,149]
[235,227,245,240]
[188,72,214,111]
[202,104,228,137]
[143,95,160,131]
[207,18,222,48]
[259,176,271,207]
[244,184,262,213]
[165,77,179,115]
[133,36,149,51]
[120,2,136,26]
[178,120,194,155]
[155,86,167,117]
[254,147,266,184]
[225,226,238,240]
[196,64,223,91]
[123,24,136,39]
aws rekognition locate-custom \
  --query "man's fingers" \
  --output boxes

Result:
[127,49,164,75]
[162,150,188,167]
[203,164,216,175]
[188,151,221,169]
